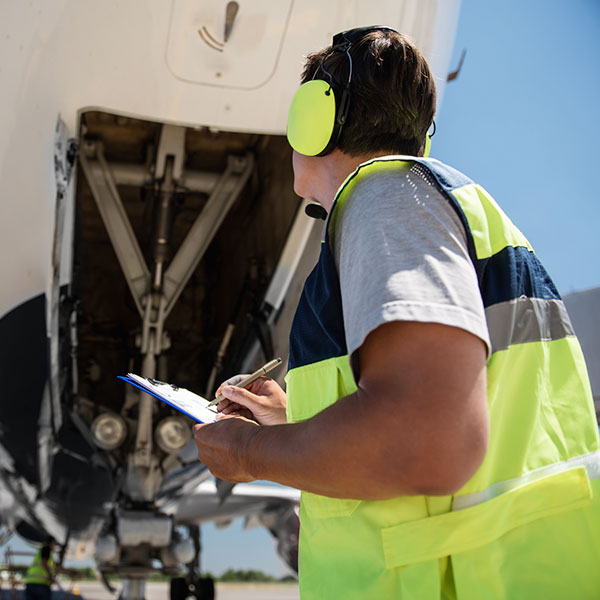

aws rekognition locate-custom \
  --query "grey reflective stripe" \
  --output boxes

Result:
[485,297,575,353]
[453,449,600,511]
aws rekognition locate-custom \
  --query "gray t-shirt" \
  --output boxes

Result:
[330,161,491,376]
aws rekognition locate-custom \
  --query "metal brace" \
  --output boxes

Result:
[79,141,150,316]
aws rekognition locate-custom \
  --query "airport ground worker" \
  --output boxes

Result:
[193,27,600,599]
[24,537,56,600]
[24,537,76,600]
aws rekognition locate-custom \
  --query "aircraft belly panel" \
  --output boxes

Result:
[0,293,48,484]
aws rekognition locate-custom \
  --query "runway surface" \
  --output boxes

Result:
[0,581,300,600]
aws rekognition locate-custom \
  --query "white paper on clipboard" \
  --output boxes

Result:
[119,373,218,423]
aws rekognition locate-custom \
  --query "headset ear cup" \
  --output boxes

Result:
[423,133,432,158]
[287,80,337,156]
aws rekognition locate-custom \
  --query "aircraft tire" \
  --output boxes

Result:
[170,577,188,600]
[170,576,215,600]
[189,577,215,600]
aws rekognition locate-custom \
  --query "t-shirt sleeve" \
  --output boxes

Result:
[332,164,491,377]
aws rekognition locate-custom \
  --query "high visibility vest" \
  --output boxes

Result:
[286,157,600,599]
[25,546,55,587]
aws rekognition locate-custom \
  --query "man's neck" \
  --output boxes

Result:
[320,151,376,211]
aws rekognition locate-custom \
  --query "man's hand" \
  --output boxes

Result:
[193,416,261,482]
[215,375,287,426]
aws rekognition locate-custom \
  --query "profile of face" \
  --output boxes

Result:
[291,150,316,202]
[292,148,369,214]
[292,150,345,212]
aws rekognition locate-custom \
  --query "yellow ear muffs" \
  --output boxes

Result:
[287,80,337,157]
[423,120,436,158]
[423,133,432,158]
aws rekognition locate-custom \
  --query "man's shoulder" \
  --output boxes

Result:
[342,156,471,210]
[415,158,474,192]
[349,156,474,195]
[329,156,475,240]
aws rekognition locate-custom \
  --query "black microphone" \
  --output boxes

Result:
[305,203,328,220]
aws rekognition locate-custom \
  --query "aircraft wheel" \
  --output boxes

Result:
[170,577,188,600]
[189,577,215,600]
[170,576,215,600]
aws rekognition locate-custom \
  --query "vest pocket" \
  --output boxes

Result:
[380,466,591,569]
[451,473,600,599]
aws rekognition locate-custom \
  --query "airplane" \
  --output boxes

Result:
[0,1,462,598]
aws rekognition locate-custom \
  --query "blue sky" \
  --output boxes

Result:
[434,0,600,295]
[2,0,599,580]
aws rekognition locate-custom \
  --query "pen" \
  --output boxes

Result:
[207,357,282,407]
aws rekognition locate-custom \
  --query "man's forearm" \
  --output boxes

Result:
[244,392,400,499]
[244,385,483,500]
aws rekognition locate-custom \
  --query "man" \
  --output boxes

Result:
[194,27,600,598]
[24,536,75,600]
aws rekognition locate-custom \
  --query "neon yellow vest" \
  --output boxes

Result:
[286,157,600,599]
[25,546,55,586]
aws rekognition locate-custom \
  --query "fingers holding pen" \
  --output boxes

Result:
[214,374,254,420]
[216,401,255,421]
[216,374,248,395]
[217,380,287,426]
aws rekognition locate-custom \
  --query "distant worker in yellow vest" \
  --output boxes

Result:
[193,26,600,598]
[24,536,75,600]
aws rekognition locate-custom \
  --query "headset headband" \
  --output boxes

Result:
[320,26,399,138]
[331,25,397,49]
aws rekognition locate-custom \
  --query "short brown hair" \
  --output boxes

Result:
[301,29,436,157]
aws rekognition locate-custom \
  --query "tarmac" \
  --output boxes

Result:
[0,581,300,600]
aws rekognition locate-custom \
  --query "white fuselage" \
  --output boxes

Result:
[0,0,460,321]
